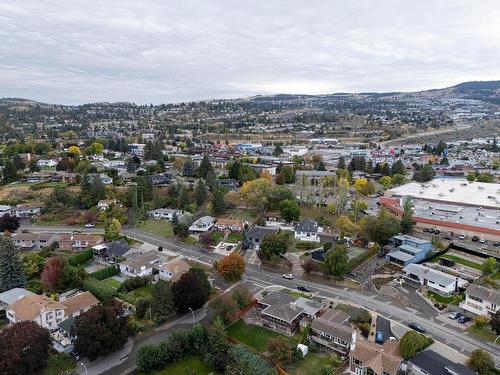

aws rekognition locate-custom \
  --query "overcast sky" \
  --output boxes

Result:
[1,0,499,104]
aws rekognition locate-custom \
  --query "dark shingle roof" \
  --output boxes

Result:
[466,284,500,306]
[295,218,318,233]
[247,226,278,240]
[409,350,477,375]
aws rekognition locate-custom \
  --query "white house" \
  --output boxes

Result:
[11,204,41,218]
[459,284,500,318]
[97,199,121,211]
[0,288,35,311]
[37,159,58,168]
[148,208,185,221]
[294,218,322,242]
[0,205,12,216]
[119,253,160,277]
[402,263,467,296]
[158,260,190,282]
[189,215,215,233]
[6,294,67,330]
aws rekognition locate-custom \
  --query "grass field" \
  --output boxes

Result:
[432,254,482,270]
[467,325,497,342]
[227,233,243,242]
[103,277,122,289]
[226,319,282,352]
[427,291,455,304]
[138,219,174,237]
[43,353,75,375]
[143,356,219,375]
[125,284,153,304]
[286,353,333,375]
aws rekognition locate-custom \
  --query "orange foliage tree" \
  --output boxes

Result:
[217,252,245,281]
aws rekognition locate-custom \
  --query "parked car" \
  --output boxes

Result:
[471,236,479,242]
[85,223,95,228]
[433,229,441,234]
[479,238,486,244]
[375,331,383,343]
[448,311,462,319]
[442,234,452,240]
[458,315,471,324]
[297,285,311,292]
[226,245,234,251]
[346,272,357,278]
[493,242,500,247]
[428,228,435,234]
[423,228,429,233]
[282,274,294,280]
[408,322,426,333]
[459,233,466,240]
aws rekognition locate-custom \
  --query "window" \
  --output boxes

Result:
[469,295,483,303]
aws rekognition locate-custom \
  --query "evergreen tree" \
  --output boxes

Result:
[80,174,106,209]
[194,179,208,206]
[211,187,226,215]
[391,159,405,176]
[2,160,18,184]
[182,157,196,177]
[197,155,214,179]
[401,197,414,234]
[337,156,346,169]
[177,187,190,210]
[0,237,26,292]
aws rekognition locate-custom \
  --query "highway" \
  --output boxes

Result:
[25,224,500,370]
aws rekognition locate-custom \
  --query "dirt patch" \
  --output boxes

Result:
[372,276,396,290]
[374,262,402,275]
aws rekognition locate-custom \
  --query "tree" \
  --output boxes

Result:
[172,270,210,312]
[302,259,318,273]
[150,279,175,322]
[182,157,196,177]
[379,176,392,189]
[211,187,226,215]
[241,178,273,212]
[481,257,497,275]
[177,186,190,210]
[0,321,51,375]
[2,160,18,183]
[336,215,360,236]
[0,214,20,232]
[258,233,288,261]
[399,330,433,359]
[40,256,64,290]
[392,173,406,186]
[105,218,121,241]
[391,159,405,176]
[279,199,300,223]
[273,144,283,156]
[73,301,130,361]
[361,208,401,244]
[440,157,449,165]
[353,178,368,193]
[68,145,81,157]
[208,317,230,371]
[266,336,295,365]
[197,155,214,179]
[86,142,104,155]
[467,349,494,375]
[413,164,435,182]
[194,179,208,206]
[232,286,251,309]
[0,237,26,292]
[401,196,414,234]
[213,293,239,323]
[324,245,349,276]
[338,156,346,169]
[80,174,106,208]
[23,252,43,279]
[218,252,245,281]
[281,165,295,183]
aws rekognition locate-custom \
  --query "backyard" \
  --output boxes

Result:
[286,353,335,375]
[102,277,122,289]
[138,219,174,237]
[125,284,153,304]
[431,254,482,270]
[225,319,282,352]
[141,356,219,375]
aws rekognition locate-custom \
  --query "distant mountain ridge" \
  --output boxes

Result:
[1,80,500,107]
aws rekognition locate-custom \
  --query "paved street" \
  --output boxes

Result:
[24,224,500,370]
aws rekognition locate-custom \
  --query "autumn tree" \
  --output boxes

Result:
[241,178,273,212]
[266,336,296,365]
[105,218,122,241]
[40,256,64,290]
[467,349,494,375]
[218,252,245,281]
[0,237,26,292]
[213,293,239,323]
[73,301,130,361]
[0,321,51,375]
[23,253,43,279]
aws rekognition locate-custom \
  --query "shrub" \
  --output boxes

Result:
[400,331,433,359]
[90,265,118,281]
[227,345,277,375]
[232,286,251,309]
[474,316,489,329]
[68,248,93,267]
[118,276,150,293]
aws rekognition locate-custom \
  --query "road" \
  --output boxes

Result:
[380,122,471,146]
[25,224,500,370]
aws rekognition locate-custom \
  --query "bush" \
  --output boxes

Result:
[474,316,490,329]
[227,345,277,375]
[232,286,252,309]
[90,265,119,281]
[82,278,117,301]
[347,247,378,271]
[118,276,151,293]
[68,248,93,267]
[137,345,163,372]
[135,298,151,319]
[400,331,433,359]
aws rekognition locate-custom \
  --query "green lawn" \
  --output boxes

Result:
[138,219,174,237]
[434,254,482,270]
[287,290,312,299]
[125,284,153,304]
[211,231,225,244]
[103,277,121,289]
[467,325,498,342]
[34,218,65,226]
[225,319,282,352]
[228,208,258,221]
[227,233,243,242]
[143,356,219,375]
[43,353,75,375]
[427,291,455,304]
[286,353,332,375]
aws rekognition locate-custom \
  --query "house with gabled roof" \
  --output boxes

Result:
[309,309,356,355]
[294,218,322,242]
[349,340,403,375]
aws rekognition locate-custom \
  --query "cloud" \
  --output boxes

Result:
[1,0,499,104]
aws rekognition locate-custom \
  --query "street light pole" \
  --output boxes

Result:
[188,307,195,327]
[80,362,88,375]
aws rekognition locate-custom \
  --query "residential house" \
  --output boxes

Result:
[92,239,131,262]
[386,235,433,266]
[215,179,239,191]
[11,233,57,250]
[247,226,278,250]
[0,288,35,313]
[459,284,500,318]
[54,171,78,183]
[294,218,322,242]
[309,309,356,355]
[0,205,11,216]
[158,260,190,282]
[58,234,104,251]
[189,215,215,233]
[11,204,41,218]
[59,291,99,319]
[408,350,477,375]
[214,218,244,233]
[402,263,467,296]
[128,143,145,156]
[25,172,54,183]
[150,173,172,185]
[148,208,185,221]
[37,159,58,168]
[6,294,67,330]
[256,291,324,335]
[349,340,403,375]
[97,199,121,211]
[119,252,160,277]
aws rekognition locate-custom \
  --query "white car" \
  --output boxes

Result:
[458,233,466,240]
[479,238,486,244]
[282,274,294,280]
[85,223,95,228]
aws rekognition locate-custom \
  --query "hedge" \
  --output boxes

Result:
[69,248,93,267]
[400,331,434,359]
[347,247,378,271]
[90,265,119,281]
[82,277,117,301]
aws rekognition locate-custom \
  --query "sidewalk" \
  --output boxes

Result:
[76,339,134,375]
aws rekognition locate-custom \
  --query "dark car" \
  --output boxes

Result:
[458,315,471,324]
[433,229,441,235]
[408,322,426,333]
[297,285,311,292]
[423,228,429,233]
[471,236,479,242]
[493,242,500,247]
[442,235,452,240]
[428,228,435,234]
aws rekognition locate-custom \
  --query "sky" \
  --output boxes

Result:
[1,0,500,104]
